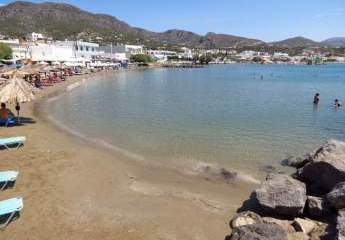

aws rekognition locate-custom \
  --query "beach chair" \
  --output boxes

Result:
[0,117,15,127]
[0,137,26,150]
[0,171,19,191]
[0,198,23,229]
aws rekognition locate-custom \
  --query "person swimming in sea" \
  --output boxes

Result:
[335,99,342,108]
[313,93,320,105]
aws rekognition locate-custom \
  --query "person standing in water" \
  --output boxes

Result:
[313,93,320,105]
[335,99,342,108]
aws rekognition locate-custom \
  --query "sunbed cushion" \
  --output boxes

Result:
[0,137,26,146]
[0,198,23,216]
[0,171,18,182]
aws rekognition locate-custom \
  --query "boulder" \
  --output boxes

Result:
[307,196,331,218]
[262,217,295,233]
[229,223,287,240]
[230,211,262,229]
[309,221,334,240]
[287,232,309,240]
[292,218,316,235]
[337,210,345,240]
[281,155,311,169]
[327,182,345,210]
[297,140,345,193]
[253,174,307,217]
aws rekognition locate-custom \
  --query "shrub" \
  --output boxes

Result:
[0,43,12,60]
[130,54,153,63]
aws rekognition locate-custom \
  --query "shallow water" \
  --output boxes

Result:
[48,64,345,177]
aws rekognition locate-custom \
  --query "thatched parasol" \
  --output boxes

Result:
[0,77,36,123]
[1,69,31,77]
[0,77,35,103]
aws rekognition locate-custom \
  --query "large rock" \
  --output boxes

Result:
[287,232,309,240]
[307,196,331,218]
[327,182,345,209]
[297,140,345,193]
[253,174,307,217]
[229,223,287,240]
[281,155,311,169]
[337,210,345,240]
[262,217,295,233]
[230,211,262,228]
[292,218,316,235]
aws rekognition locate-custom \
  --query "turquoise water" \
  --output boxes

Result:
[48,64,345,176]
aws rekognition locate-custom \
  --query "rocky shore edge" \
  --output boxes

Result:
[225,139,345,240]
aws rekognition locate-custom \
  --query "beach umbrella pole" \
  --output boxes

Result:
[15,100,21,124]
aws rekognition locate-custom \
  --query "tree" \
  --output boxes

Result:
[0,43,13,60]
[252,56,264,63]
[130,54,153,63]
[198,55,212,64]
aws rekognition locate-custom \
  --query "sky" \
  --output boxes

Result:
[0,0,344,42]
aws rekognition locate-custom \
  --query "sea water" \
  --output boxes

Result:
[48,64,345,177]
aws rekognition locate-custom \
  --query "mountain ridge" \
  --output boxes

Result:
[322,37,345,47]
[0,1,339,49]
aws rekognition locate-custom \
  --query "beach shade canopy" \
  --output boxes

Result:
[0,77,35,103]
[20,65,45,75]
[1,69,31,77]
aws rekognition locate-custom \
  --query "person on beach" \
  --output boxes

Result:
[0,103,15,126]
[0,103,14,119]
[335,99,342,108]
[313,93,320,105]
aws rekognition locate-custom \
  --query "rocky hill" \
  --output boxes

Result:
[0,1,264,48]
[322,37,345,47]
[269,36,324,48]
[0,1,337,50]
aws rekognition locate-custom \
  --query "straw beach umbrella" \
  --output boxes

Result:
[0,77,35,103]
[1,69,31,77]
[0,77,36,122]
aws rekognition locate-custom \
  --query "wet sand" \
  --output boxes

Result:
[0,70,257,240]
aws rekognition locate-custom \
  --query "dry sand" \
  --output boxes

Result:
[0,70,257,240]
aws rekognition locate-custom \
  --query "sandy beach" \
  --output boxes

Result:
[0,70,256,240]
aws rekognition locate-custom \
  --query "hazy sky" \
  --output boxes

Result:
[1,0,344,41]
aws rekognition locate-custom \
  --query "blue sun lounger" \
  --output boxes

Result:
[0,171,19,191]
[0,197,23,229]
[0,137,26,150]
[0,117,15,127]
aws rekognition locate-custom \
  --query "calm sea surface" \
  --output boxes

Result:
[48,64,345,176]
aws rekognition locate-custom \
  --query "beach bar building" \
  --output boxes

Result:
[112,44,144,58]
[29,41,100,64]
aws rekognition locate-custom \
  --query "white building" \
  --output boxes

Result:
[0,39,29,60]
[147,50,177,61]
[70,41,100,60]
[100,52,128,62]
[29,41,100,63]
[30,32,48,42]
[112,44,144,58]
[178,47,193,59]
[273,52,289,58]
[99,45,128,62]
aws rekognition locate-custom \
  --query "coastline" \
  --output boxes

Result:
[0,69,257,239]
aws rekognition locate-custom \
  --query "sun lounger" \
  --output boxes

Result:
[0,117,15,127]
[0,137,26,150]
[0,197,23,229]
[0,171,18,191]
